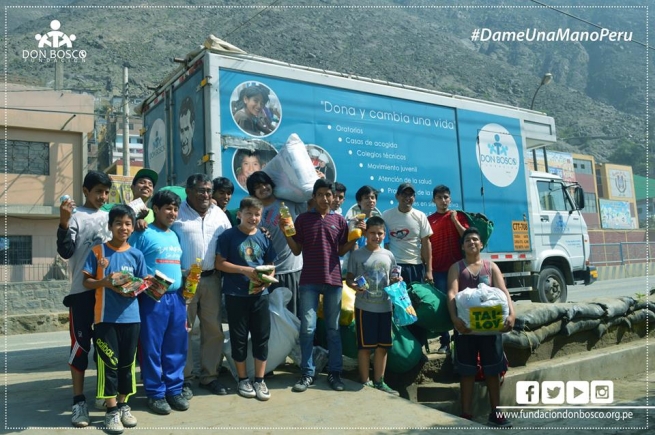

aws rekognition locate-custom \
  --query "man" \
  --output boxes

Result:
[179,97,195,165]
[447,227,515,426]
[382,182,433,286]
[172,174,232,399]
[130,168,158,229]
[283,179,359,393]
[428,185,469,354]
[101,168,157,230]
[247,171,303,315]
[331,182,347,215]
[212,177,238,227]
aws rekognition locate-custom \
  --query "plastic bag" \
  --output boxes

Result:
[455,283,509,334]
[318,282,356,326]
[263,133,318,202]
[223,287,300,380]
[384,281,418,326]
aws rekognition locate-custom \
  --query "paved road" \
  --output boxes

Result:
[568,276,651,301]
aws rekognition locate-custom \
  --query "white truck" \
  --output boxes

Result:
[140,38,596,303]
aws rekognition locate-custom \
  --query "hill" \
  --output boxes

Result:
[3,0,652,174]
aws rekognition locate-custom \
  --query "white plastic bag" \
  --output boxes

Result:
[455,283,509,335]
[263,133,318,203]
[223,287,300,379]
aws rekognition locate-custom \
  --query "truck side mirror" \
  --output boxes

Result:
[574,186,585,210]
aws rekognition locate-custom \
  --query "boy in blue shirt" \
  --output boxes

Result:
[129,190,188,415]
[215,196,277,401]
[83,205,147,435]
[346,216,401,395]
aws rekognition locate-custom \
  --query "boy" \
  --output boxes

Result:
[346,185,386,249]
[345,216,400,395]
[213,176,239,227]
[331,182,347,214]
[283,179,359,393]
[57,170,112,427]
[129,190,189,415]
[236,150,263,189]
[447,227,515,426]
[428,184,469,354]
[83,205,147,435]
[215,196,277,401]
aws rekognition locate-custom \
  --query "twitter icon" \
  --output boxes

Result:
[541,381,565,404]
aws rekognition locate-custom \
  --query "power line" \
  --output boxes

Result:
[529,0,652,50]
[224,0,281,38]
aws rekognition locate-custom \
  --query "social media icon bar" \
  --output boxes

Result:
[516,381,540,405]
[566,381,590,404]
[590,381,614,404]
[541,381,565,404]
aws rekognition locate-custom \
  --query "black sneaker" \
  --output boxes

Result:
[199,380,228,395]
[488,411,512,427]
[166,394,190,411]
[292,375,314,392]
[181,382,193,401]
[327,372,345,391]
[147,398,171,415]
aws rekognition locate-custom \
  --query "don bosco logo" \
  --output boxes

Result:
[476,123,520,188]
[22,19,87,62]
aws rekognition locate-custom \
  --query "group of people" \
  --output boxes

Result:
[57,167,515,434]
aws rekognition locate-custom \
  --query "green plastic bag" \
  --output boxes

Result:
[457,210,494,246]
[315,318,358,359]
[409,282,453,334]
[386,322,423,374]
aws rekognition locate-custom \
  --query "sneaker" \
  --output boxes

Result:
[118,404,137,427]
[199,379,228,395]
[327,372,345,391]
[488,411,512,427]
[292,375,314,392]
[147,397,171,415]
[237,379,257,398]
[166,394,190,411]
[253,380,271,401]
[71,401,90,427]
[373,379,400,396]
[363,380,375,388]
[181,382,193,400]
[436,344,450,354]
[95,398,107,410]
[104,409,124,435]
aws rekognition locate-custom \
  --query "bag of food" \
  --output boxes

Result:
[263,133,318,202]
[384,281,418,327]
[455,283,509,334]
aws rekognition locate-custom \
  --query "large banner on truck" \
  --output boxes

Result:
[456,110,527,252]
[219,69,462,214]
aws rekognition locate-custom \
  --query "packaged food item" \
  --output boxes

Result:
[145,270,174,301]
[249,265,279,294]
[111,272,148,297]
[183,258,202,299]
[390,265,402,280]
[354,275,369,290]
[279,202,296,237]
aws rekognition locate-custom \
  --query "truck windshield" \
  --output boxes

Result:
[537,181,574,212]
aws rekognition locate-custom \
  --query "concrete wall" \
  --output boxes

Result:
[2,280,69,335]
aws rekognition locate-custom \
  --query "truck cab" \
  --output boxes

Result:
[527,171,597,302]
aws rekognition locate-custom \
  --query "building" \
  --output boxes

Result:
[595,163,638,229]
[572,153,600,229]
[0,84,94,282]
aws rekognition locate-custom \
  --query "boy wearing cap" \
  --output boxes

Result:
[381,183,433,286]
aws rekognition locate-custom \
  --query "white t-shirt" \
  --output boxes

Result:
[381,207,433,265]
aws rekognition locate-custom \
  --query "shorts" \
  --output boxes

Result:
[453,332,505,377]
[225,294,271,362]
[355,308,392,349]
[66,290,96,372]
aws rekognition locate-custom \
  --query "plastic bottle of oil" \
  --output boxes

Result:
[183,258,202,299]
[279,202,296,237]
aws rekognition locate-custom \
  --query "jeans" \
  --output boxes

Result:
[434,272,451,347]
[299,284,343,377]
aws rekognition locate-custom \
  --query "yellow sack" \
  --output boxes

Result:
[318,281,357,326]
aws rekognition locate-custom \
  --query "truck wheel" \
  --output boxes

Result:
[531,267,567,303]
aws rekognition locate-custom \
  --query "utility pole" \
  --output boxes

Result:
[122,65,130,176]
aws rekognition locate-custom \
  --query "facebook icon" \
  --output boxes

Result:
[516,381,540,405]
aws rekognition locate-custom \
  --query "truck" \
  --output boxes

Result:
[140,37,596,303]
